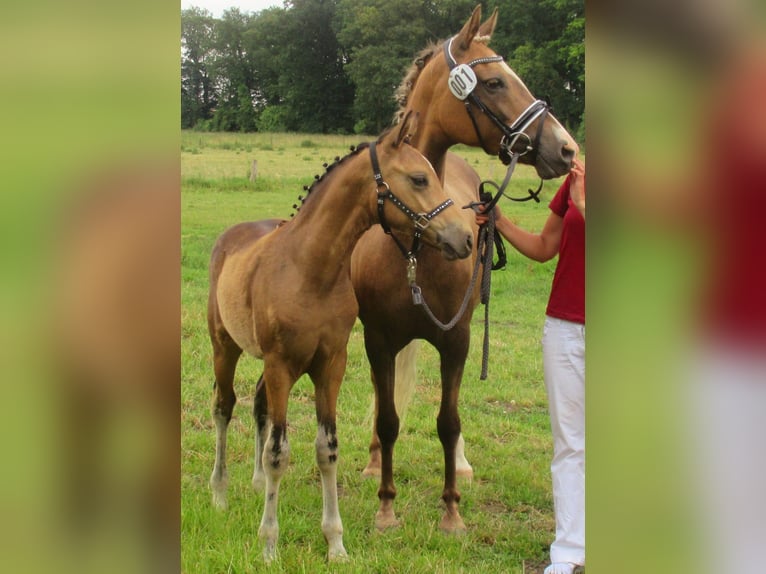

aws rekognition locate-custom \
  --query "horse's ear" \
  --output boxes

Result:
[456,5,483,51]
[477,7,498,41]
[394,110,418,148]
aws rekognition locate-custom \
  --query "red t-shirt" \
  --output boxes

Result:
[545,175,585,324]
[693,53,766,350]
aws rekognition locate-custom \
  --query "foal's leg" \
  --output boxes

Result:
[209,336,241,510]
[312,354,348,561]
[436,331,469,533]
[251,374,268,491]
[258,365,292,563]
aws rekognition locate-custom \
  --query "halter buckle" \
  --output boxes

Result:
[414,213,431,231]
[407,256,417,284]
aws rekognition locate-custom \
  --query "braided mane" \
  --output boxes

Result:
[392,34,491,125]
[289,142,371,218]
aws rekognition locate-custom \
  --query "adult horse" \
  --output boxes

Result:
[206,113,472,562]
[352,5,578,533]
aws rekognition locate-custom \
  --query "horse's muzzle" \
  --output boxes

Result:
[438,226,473,260]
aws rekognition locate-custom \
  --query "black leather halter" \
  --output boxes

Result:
[443,36,549,165]
[369,141,454,259]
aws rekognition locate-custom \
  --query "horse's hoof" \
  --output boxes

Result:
[455,467,474,480]
[252,473,265,491]
[361,464,381,478]
[374,510,401,531]
[439,514,467,535]
[211,491,228,511]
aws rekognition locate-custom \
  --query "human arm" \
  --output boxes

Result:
[476,204,563,263]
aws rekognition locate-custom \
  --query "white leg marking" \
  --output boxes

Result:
[209,411,229,510]
[258,426,289,563]
[315,424,348,561]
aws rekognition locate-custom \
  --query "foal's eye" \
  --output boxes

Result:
[484,78,504,91]
[410,174,428,188]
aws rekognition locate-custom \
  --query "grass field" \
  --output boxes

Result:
[181,130,570,573]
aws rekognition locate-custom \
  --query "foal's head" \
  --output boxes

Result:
[398,5,578,179]
[374,111,473,261]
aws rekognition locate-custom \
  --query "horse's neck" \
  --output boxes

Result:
[288,161,375,289]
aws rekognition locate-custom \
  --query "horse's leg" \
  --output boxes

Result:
[364,340,420,477]
[365,332,401,530]
[258,364,292,563]
[251,374,268,491]
[362,381,382,478]
[209,335,241,510]
[312,354,348,561]
[436,331,469,533]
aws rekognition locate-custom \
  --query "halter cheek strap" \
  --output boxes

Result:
[443,37,550,164]
[369,141,454,258]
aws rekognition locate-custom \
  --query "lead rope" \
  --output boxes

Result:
[411,150,529,379]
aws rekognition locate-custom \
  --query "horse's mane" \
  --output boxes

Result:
[290,141,372,218]
[393,34,491,125]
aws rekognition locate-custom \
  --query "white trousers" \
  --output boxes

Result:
[542,316,586,566]
[687,344,766,574]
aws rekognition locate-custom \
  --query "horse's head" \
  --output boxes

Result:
[407,5,578,179]
[374,111,473,261]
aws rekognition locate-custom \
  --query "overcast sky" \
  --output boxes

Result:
[181,0,284,18]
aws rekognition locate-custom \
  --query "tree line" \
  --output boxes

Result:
[181,0,584,138]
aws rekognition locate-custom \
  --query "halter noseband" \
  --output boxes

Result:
[443,36,550,165]
[369,141,454,259]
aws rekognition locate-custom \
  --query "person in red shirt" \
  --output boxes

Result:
[477,158,585,574]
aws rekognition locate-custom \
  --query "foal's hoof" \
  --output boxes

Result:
[211,490,228,511]
[327,546,349,563]
[262,542,278,564]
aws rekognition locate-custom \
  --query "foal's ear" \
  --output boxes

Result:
[394,110,419,148]
[456,5,483,51]
[477,7,498,41]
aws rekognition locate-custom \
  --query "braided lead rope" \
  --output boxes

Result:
[479,210,496,380]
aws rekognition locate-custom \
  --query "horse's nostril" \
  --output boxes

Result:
[466,235,473,251]
[561,141,579,165]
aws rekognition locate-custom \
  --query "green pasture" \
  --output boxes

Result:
[181,130,569,573]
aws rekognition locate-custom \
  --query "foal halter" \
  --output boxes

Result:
[368,141,454,259]
[443,36,550,166]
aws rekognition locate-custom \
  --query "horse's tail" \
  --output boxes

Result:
[365,340,421,427]
[394,340,420,422]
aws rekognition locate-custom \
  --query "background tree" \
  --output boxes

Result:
[273,0,354,133]
[181,7,217,129]
[209,8,258,131]
[335,0,477,134]
[490,0,584,133]
[180,1,584,138]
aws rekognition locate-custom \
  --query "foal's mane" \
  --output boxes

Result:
[393,34,491,125]
[289,141,371,218]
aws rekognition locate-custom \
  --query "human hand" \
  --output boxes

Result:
[570,158,585,217]
[474,202,503,227]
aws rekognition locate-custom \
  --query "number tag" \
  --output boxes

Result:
[448,64,478,100]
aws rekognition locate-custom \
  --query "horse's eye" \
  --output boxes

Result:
[410,174,428,188]
[484,78,504,91]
